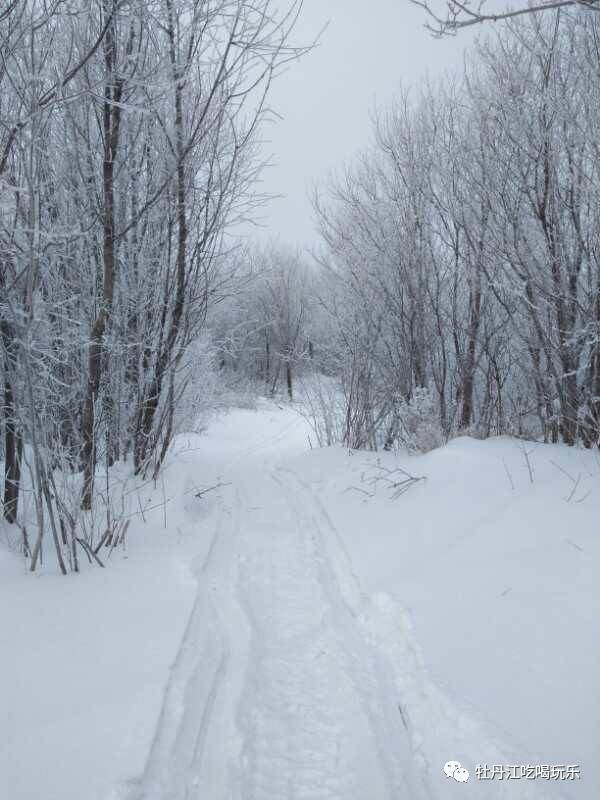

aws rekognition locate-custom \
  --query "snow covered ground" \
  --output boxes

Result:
[2,402,598,799]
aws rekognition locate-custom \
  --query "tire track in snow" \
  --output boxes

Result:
[136,488,250,800]
[133,429,564,800]
[281,467,568,800]
[232,468,426,800]
[273,468,431,800]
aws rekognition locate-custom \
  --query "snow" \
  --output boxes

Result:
[2,403,598,799]
[284,435,600,799]
[0,447,215,800]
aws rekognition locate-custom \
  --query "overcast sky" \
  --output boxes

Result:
[252,0,476,248]
[254,0,478,245]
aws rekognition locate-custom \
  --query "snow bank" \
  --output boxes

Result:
[0,436,220,800]
[2,404,597,799]
[285,435,600,798]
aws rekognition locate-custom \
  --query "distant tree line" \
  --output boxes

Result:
[311,11,600,451]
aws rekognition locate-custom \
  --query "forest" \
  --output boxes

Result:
[3,4,600,800]
[1,3,600,567]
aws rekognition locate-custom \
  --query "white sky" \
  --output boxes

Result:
[253,0,476,248]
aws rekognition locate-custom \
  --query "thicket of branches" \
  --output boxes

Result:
[412,0,600,36]
[0,0,303,571]
[312,11,600,452]
[210,244,315,400]
[4,4,600,573]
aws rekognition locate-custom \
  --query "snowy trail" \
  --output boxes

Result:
[279,466,565,800]
[136,484,249,800]
[135,410,566,800]
[233,467,425,800]
[135,433,427,800]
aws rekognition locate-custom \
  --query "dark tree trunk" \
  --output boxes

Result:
[265,335,270,386]
[583,293,600,447]
[133,0,187,474]
[2,318,22,523]
[460,278,482,430]
[81,2,124,509]
[286,361,293,400]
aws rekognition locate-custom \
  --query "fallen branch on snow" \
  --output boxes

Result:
[346,459,427,501]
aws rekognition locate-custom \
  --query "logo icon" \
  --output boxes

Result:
[444,761,470,783]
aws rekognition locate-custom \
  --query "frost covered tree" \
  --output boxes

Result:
[412,0,600,35]
[313,10,600,452]
[0,0,306,570]
[211,244,313,399]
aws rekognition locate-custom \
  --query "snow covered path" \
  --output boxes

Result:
[134,408,568,800]
[3,405,594,800]
[233,467,420,800]
[137,432,427,800]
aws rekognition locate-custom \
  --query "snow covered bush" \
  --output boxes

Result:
[392,389,445,454]
[297,373,347,447]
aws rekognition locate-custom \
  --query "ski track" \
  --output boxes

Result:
[278,468,567,800]
[133,440,566,800]
[233,468,423,800]
[135,487,249,800]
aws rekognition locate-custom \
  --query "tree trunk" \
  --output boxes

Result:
[81,2,123,509]
[2,319,22,523]
[133,0,187,474]
[286,361,293,400]
[460,271,482,430]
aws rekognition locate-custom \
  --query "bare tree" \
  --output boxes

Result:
[311,11,600,451]
[0,0,309,571]
[411,0,600,36]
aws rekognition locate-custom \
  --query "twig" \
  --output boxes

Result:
[574,489,592,504]
[397,704,409,732]
[343,485,374,499]
[565,473,581,503]
[519,442,535,484]
[107,520,129,559]
[550,459,576,483]
[93,529,110,555]
[564,538,583,552]
[194,481,231,499]
[550,460,589,503]
[76,537,105,568]
[502,457,515,490]
[352,458,426,501]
